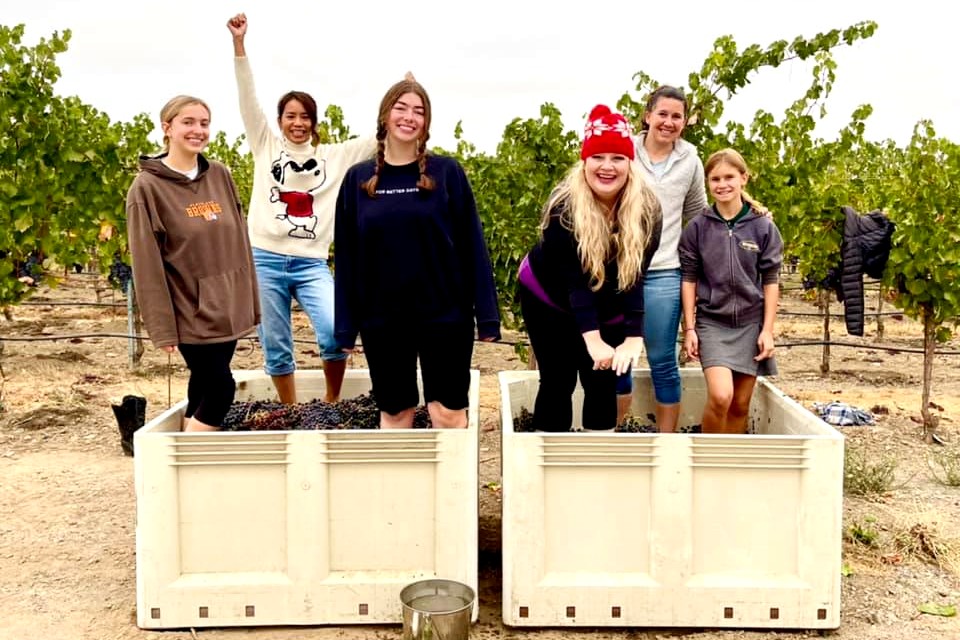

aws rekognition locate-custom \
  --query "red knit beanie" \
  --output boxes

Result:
[580,104,635,160]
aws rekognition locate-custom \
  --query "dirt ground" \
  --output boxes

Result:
[1,274,958,640]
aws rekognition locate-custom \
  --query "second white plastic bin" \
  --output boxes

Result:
[500,368,843,629]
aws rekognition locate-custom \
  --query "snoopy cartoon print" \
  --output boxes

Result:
[269,150,327,239]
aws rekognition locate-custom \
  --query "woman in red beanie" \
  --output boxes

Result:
[517,105,662,432]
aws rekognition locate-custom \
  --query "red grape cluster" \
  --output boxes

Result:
[221,394,433,431]
[510,409,700,433]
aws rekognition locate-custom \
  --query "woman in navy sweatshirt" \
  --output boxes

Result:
[334,77,500,429]
[518,105,662,432]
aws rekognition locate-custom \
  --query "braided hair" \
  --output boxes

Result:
[362,78,435,197]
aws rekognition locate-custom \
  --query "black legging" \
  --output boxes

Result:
[519,287,621,431]
[178,341,238,427]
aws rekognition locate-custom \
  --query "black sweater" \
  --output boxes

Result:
[525,204,662,336]
[334,154,500,348]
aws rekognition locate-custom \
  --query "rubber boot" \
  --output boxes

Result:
[112,395,147,456]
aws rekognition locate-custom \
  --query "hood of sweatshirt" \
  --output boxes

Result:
[137,153,212,184]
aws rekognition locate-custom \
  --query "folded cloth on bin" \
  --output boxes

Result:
[812,401,875,426]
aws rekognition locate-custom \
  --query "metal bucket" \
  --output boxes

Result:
[400,578,475,640]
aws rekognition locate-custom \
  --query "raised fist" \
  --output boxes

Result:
[227,13,247,38]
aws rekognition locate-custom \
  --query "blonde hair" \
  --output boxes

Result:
[704,148,767,213]
[159,95,210,152]
[542,161,661,291]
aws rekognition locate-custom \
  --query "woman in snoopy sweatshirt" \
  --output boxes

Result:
[228,13,375,404]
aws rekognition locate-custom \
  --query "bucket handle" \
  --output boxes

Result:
[409,610,444,640]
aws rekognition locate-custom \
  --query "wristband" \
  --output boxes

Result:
[684,327,696,332]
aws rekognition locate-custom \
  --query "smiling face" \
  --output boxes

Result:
[162,102,210,156]
[643,96,687,147]
[279,98,314,145]
[386,92,426,146]
[707,160,748,207]
[584,153,630,206]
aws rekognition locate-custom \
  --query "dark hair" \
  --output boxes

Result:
[361,79,434,197]
[641,85,688,131]
[277,91,320,146]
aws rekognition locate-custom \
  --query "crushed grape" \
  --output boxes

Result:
[221,393,432,431]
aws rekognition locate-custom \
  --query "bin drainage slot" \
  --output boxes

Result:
[724,607,734,619]
[566,606,576,618]
[519,606,529,618]
[769,607,779,619]
[199,606,208,618]
[611,606,621,618]
[245,605,255,618]
[817,608,827,620]
[151,608,160,619]
[358,603,368,615]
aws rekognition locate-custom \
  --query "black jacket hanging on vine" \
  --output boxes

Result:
[837,206,895,336]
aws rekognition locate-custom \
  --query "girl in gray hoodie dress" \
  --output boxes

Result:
[678,149,782,434]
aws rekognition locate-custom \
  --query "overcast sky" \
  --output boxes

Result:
[4,2,955,154]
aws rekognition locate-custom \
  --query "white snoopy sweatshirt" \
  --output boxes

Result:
[234,56,375,259]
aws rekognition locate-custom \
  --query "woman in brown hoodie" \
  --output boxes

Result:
[126,95,260,432]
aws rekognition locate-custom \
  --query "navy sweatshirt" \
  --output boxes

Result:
[524,203,662,336]
[334,154,500,349]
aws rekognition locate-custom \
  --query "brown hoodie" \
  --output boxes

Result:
[126,154,260,348]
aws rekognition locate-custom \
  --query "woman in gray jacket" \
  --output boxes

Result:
[620,86,707,431]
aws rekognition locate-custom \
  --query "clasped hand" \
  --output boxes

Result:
[584,332,641,375]
[612,336,643,376]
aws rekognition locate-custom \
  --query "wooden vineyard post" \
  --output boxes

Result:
[127,279,144,370]
[875,283,885,342]
[820,289,831,375]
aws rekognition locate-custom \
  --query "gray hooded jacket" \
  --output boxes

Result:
[678,205,783,327]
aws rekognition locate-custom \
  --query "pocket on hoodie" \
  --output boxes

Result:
[195,267,256,337]
[696,281,713,307]
[741,282,764,309]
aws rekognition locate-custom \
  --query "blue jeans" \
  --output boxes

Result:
[643,269,682,404]
[617,269,682,402]
[253,247,346,377]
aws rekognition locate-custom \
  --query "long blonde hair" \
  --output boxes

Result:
[542,161,661,291]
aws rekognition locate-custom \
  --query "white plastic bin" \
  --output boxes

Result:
[500,368,843,629]
[134,369,479,629]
